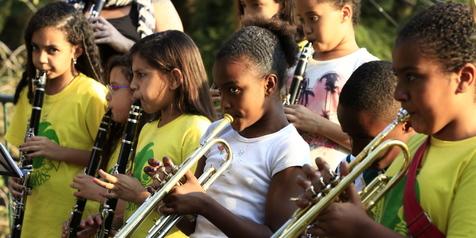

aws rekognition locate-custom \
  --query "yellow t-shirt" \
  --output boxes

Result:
[125,114,211,238]
[5,73,107,238]
[373,134,476,237]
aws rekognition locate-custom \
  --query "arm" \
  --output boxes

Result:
[152,0,184,32]
[285,105,351,150]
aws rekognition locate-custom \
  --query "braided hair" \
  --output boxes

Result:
[216,17,298,90]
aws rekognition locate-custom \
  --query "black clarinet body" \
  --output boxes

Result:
[68,110,112,238]
[87,0,106,18]
[97,101,142,238]
[286,41,314,105]
[11,71,47,238]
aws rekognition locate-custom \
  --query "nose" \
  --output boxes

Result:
[38,50,48,64]
[393,81,409,103]
[303,21,313,39]
[221,95,231,112]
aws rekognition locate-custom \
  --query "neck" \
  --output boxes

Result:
[45,70,78,95]
[157,104,181,128]
[239,100,288,138]
[433,105,476,141]
[314,28,359,61]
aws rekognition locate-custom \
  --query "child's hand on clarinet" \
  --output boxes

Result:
[93,169,149,204]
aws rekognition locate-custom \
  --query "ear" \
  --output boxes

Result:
[168,68,183,90]
[455,63,476,94]
[341,4,352,23]
[72,44,83,60]
[264,74,278,96]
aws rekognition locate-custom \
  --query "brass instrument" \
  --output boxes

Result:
[114,114,234,238]
[272,109,411,238]
[11,71,47,238]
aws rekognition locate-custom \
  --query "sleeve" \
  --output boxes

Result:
[270,130,311,176]
[5,89,29,147]
[446,155,476,238]
[83,85,108,142]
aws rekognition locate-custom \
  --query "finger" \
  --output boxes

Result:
[295,195,313,208]
[148,158,162,167]
[93,177,114,190]
[98,169,118,183]
[285,114,297,123]
[159,205,175,215]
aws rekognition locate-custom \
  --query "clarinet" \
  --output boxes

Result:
[87,0,106,18]
[10,71,47,238]
[67,110,112,238]
[285,41,314,105]
[97,101,142,238]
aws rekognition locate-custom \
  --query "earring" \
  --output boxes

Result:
[73,58,77,65]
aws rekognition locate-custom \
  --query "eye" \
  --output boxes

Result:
[31,44,38,51]
[406,74,418,82]
[229,87,241,95]
[309,15,319,22]
[133,72,146,80]
[47,47,59,54]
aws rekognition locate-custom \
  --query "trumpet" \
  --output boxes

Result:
[114,114,234,238]
[272,109,411,238]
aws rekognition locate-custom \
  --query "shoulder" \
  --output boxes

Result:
[268,124,312,170]
[75,74,108,98]
[175,114,211,132]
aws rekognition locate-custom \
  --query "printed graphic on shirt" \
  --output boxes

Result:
[133,142,154,186]
[29,121,61,188]
[373,177,421,236]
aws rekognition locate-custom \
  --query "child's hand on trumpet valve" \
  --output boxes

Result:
[144,156,207,215]
[295,158,371,238]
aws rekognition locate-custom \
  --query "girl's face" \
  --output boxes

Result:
[241,0,281,20]
[130,54,174,114]
[31,26,80,80]
[213,58,268,132]
[393,39,461,137]
[106,67,132,123]
[296,0,349,53]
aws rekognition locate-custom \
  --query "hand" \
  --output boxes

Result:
[77,214,102,238]
[144,157,180,192]
[284,104,321,134]
[93,169,150,204]
[19,136,60,160]
[301,159,369,238]
[71,174,107,203]
[8,177,24,198]
[89,17,134,53]
[295,158,336,208]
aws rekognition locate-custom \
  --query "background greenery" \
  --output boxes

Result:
[0,0,469,236]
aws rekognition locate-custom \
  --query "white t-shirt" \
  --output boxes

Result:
[191,122,311,238]
[287,48,378,170]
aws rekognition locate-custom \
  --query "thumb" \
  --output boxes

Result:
[339,162,362,206]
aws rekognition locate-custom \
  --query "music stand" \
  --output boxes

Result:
[0,143,22,177]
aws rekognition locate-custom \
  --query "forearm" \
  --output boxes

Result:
[112,37,135,53]
[176,215,197,235]
[199,196,272,238]
[50,148,91,166]
[312,117,351,150]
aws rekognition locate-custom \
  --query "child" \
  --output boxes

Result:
[146,18,311,237]
[296,60,415,206]
[285,0,378,170]
[298,3,476,238]
[92,30,215,238]
[6,2,108,237]
[337,60,414,187]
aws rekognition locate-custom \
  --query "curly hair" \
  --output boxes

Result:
[396,2,476,72]
[14,1,103,104]
[339,60,399,121]
[216,17,298,89]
